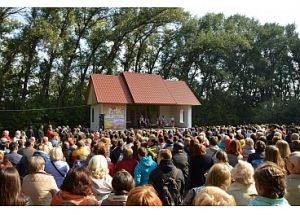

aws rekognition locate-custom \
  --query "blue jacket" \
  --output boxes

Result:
[249,196,290,206]
[134,155,157,186]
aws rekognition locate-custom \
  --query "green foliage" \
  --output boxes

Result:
[252,98,300,124]
[0,7,300,131]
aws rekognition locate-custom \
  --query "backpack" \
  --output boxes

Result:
[158,168,181,206]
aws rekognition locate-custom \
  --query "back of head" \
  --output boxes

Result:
[158,149,172,160]
[60,166,92,196]
[173,142,184,151]
[9,141,18,152]
[49,146,64,161]
[254,161,286,199]
[292,140,300,151]
[288,151,300,173]
[216,151,228,163]
[265,145,283,165]
[88,155,108,179]
[291,133,299,141]
[137,147,148,157]
[194,186,236,206]
[112,169,135,195]
[209,136,218,146]
[76,140,85,148]
[29,156,45,172]
[227,139,242,155]
[94,142,108,157]
[255,140,266,152]
[205,163,231,191]
[231,160,254,185]
[193,143,206,156]
[0,167,25,206]
[275,140,291,159]
[122,145,133,159]
[245,138,254,147]
[126,185,162,206]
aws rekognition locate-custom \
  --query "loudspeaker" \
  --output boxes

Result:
[99,114,104,130]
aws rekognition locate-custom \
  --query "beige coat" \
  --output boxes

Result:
[285,174,300,206]
[227,182,257,206]
[21,171,59,206]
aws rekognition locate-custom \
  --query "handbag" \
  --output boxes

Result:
[51,161,65,177]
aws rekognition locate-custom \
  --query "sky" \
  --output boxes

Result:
[183,0,300,34]
[3,0,300,34]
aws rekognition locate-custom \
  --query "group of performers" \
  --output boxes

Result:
[139,114,175,128]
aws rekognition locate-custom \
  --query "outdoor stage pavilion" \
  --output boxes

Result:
[85,72,201,131]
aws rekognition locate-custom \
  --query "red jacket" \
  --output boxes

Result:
[115,158,138,177]
[108,161,115,177]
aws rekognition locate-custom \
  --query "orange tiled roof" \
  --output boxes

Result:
[122,72,177,105]
[86,72,200,106]
[87,74,134,104]
[164,80,201,106]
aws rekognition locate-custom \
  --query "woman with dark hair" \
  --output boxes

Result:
[101,169,135,206]
[0,167,32,206]
[247,140,266,169]
[110,139,124,165]
[215,151,233,172]
[189,144,214,188]
[50,166,98,206]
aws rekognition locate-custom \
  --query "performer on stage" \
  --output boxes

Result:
[139,115,145,128]
[170,115,175,128]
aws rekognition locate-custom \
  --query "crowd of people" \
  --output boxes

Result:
[0,123,300,206]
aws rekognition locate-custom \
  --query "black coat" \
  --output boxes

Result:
[189,154,214,188]
[148,159,185,198]
[172,151,190,188]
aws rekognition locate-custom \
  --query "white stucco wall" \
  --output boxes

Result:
[90,104,103,131]
[159,105,191,128]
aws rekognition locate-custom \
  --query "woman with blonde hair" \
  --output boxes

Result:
[227,160,257,205]
[126,185,162,206]
[183,137,191,155]
[183,163,231,205]
[44,146,70,188]
[32,142,51,162]
[195,186,236,206]
[275,140,291,160]
[264,145,287,176]
[88,155,113,205]
[242,138,255,161]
